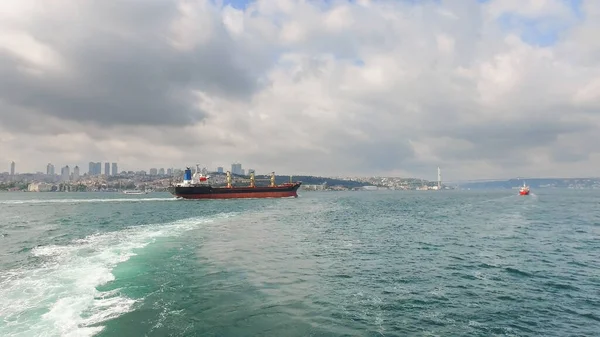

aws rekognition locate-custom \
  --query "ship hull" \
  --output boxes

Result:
[170,183,301,200]
[519,190,530,196]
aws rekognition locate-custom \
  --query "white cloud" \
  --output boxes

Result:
[169,1,215,50]
[0,0,599,181]
[0,30,66,75]
[484,0,573,19]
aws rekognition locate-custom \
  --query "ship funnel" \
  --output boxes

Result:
[184,167,192,182]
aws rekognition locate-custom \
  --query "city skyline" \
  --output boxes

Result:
[1,1,600,181]
[3,161,256,177]
[5,159,600,183]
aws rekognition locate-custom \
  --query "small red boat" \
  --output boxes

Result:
[519,182,530,196]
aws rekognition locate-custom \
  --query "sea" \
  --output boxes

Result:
[0,189,599,337]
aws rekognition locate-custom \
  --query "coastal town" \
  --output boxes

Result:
[0,161,449,192]
[0,171,449,193]
[4,160,600,193]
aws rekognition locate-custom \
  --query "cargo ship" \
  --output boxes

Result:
[519,181,530,196]
[169,167,302,199]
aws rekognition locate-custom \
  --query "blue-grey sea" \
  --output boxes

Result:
[1,190,599,336]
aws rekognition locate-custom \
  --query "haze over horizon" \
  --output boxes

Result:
[1,0,599,181]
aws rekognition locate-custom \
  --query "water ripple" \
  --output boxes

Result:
[1,190,600,336]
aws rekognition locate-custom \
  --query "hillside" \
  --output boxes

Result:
[212,172,372,188]
[459,178,600,190]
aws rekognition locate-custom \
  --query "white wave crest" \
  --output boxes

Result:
[0,197,178,205]
[0,212,238,337]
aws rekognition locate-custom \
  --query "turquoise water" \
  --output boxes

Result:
[1,190,599,336]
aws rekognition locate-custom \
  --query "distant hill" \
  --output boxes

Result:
[211,172,372,188]
[276,175,371,188]
[459,178,600,190]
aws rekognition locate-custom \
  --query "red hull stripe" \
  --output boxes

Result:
[175,191,298,199]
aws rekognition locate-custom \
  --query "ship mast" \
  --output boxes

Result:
[270,172,276,187]
[226,171,232,188]
[249,172,255,188]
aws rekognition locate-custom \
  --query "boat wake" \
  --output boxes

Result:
[0,197,177,205]
[0,212,238,337]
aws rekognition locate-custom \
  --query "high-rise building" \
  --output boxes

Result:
[46,163,55,175]
[104,162,110,176]
[10,161,15,176]
[149,168,158,175]
[88,162,102,175]
[111,163,118,176]
[167,168,173,175]
[61,165,70,181]
[231,163,242,175]
[217,167,224,173]
[73,166,80,181]
[158,168,165,175]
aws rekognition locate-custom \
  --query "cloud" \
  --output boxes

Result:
[1,0,600,180]
[0,0,264,129]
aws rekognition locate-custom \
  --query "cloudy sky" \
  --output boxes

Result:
[1,0,599,181]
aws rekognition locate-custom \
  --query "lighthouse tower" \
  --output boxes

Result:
[437,167,441,190]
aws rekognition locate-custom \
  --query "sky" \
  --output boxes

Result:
[1,0,600,181]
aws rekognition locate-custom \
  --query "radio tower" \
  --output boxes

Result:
[437,167,441,190]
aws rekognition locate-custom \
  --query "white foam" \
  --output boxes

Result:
[0,197,178,205]
[0,212,238,337]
